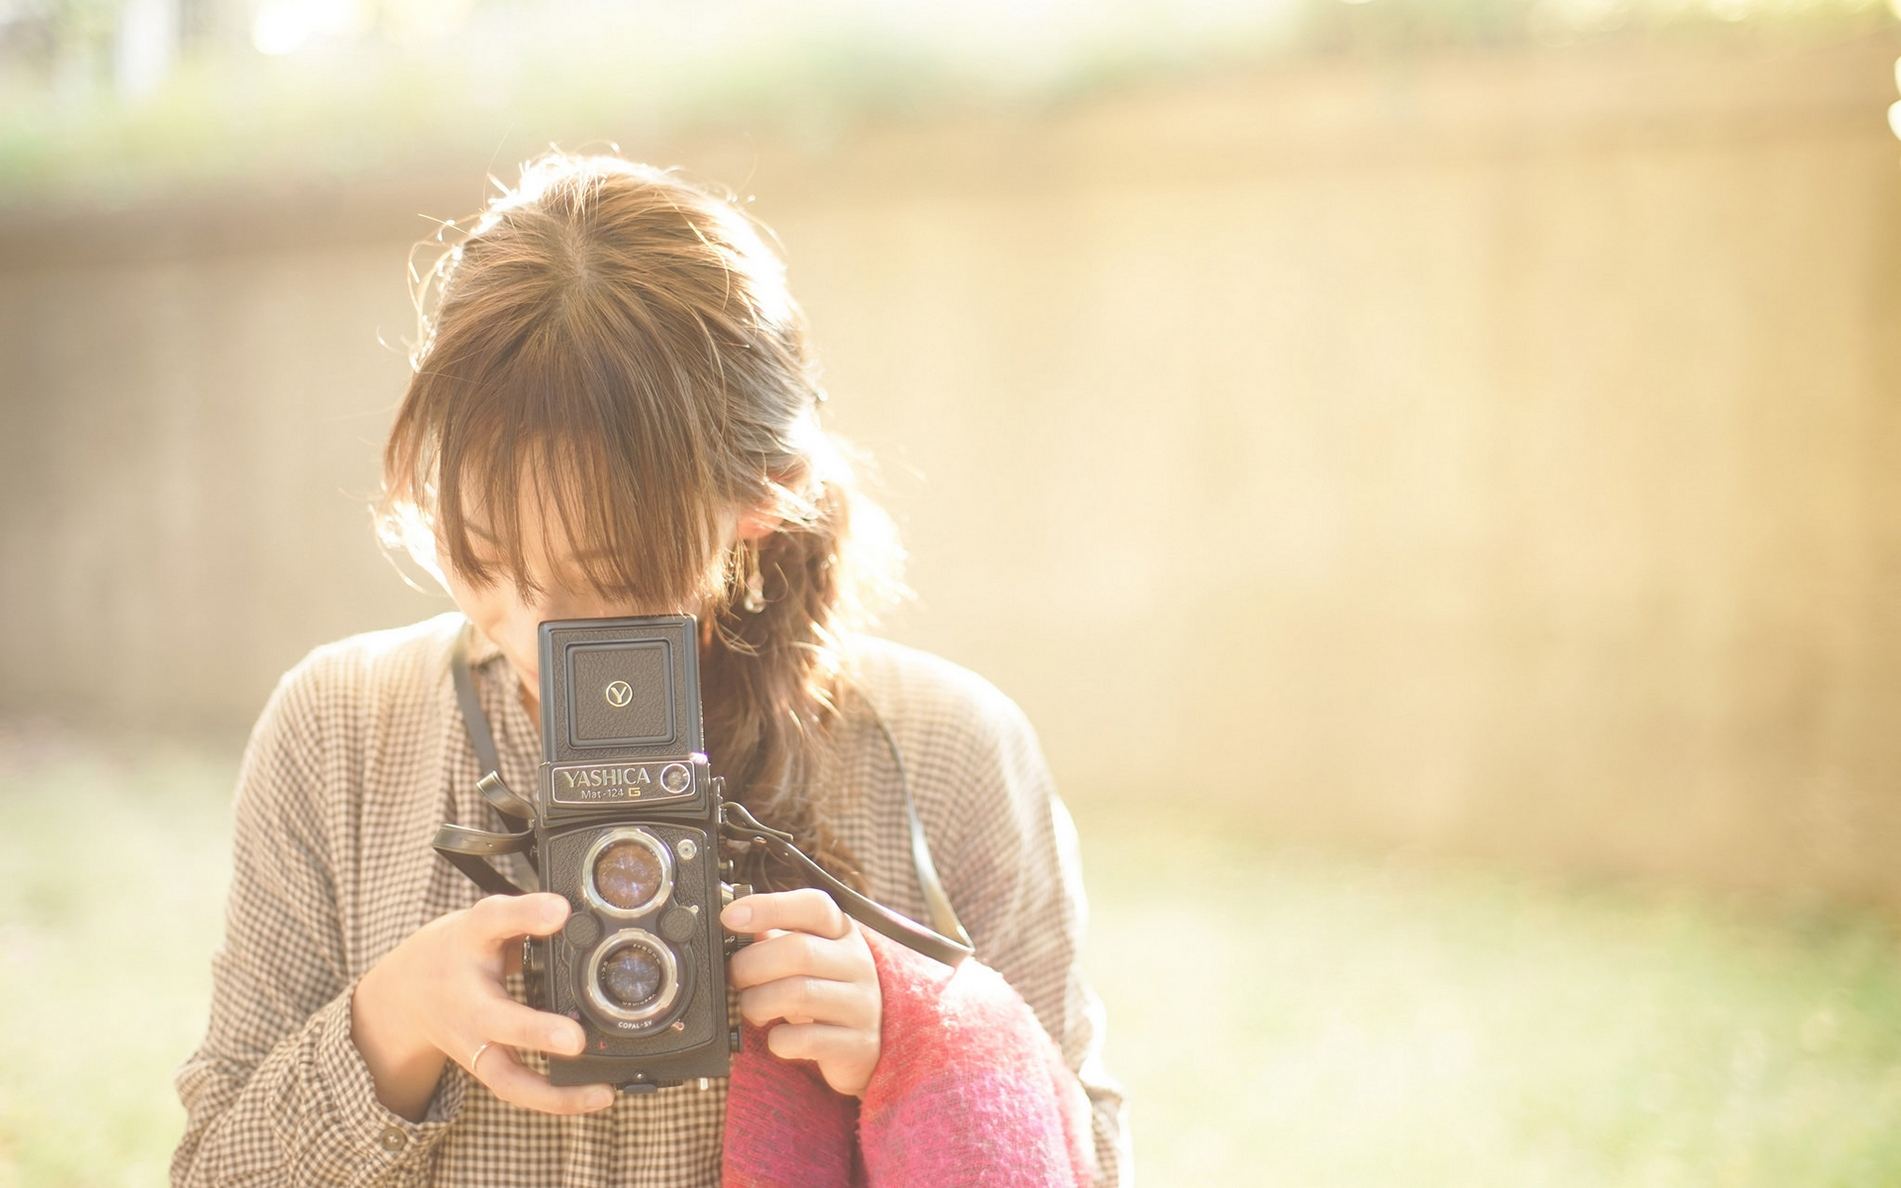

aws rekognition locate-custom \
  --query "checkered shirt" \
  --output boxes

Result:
[170,611,1130,1185]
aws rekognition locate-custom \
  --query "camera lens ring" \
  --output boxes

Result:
[581,826,674,917]
[582,929,681,1024]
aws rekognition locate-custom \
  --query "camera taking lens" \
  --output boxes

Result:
[584,930,680,1024]
[602,942,663,1007]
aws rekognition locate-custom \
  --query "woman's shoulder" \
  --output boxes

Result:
[836,632,1048,787]
[256,612,463,748]
[227,614,465,845]
[271,615,467,699]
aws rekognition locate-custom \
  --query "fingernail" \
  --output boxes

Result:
[543,897,567,925]
[724,902,751,929]
[591,1088,616,1109]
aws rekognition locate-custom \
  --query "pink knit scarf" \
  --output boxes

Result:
[721,928,1097,1187]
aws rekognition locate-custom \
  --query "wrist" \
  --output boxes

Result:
[352,958,449,1121]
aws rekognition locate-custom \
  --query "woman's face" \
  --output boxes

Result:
[432,494,745,713]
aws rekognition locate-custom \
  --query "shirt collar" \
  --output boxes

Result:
[458,614,509,670]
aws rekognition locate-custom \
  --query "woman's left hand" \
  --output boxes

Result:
[721,887,882,1097]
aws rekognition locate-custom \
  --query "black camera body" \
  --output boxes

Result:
[433,612,975,1094]
[523,615,738,1090]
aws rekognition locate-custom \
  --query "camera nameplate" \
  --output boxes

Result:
[550,760,698,806]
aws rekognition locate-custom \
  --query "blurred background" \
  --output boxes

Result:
[6,0,1901,1183]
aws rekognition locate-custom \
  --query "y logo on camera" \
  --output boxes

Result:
[604,680,634,708]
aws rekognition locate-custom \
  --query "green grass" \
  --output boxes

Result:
[5,730,1901,1185]
[0,733,236,1188]
[1077,808,1901,1186]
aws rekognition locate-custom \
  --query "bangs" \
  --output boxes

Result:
[383,313,729,611]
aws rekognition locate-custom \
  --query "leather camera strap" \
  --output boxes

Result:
[719,801,973,965]
[451,621,504,794]
[431,623,537,897]
[862,698,973,956]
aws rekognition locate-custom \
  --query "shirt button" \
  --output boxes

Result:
[378,1125,408,1152]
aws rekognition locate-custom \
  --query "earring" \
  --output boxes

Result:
[739,540,766,614]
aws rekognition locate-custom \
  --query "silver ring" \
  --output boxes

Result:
[469,1040,495,1077]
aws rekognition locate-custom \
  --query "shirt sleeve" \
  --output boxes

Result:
[938,689,1133,1188]
[170,652,469,1187]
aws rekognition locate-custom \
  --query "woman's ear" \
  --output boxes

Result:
[734,503,782,543]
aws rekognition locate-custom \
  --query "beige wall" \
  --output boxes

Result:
[4,35,1899,902]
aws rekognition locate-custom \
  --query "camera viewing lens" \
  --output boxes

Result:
[594,839,664,911]
[581,827,673,917]
[599,940,664,1010]
[583,928,680,1024]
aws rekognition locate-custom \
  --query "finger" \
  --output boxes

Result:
[731,887,849,938]
[470,988,589,1058]
[739,975,877,1031]
[464,892,570,946]
[468,1043,618,1116]
[729,929,865,990]
[721,887,849,941]
[765,1021,877,1068]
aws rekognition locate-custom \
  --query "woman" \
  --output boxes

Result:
[170,152,1128,1185]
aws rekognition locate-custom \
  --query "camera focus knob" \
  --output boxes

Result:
[521,938,548,1005]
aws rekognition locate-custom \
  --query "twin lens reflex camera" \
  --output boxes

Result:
[431,614,972,1093]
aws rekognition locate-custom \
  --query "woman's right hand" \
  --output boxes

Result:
[352,891,618,1118]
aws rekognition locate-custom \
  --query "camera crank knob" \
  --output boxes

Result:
[730,1026,743,1053]
[720,884,757,954]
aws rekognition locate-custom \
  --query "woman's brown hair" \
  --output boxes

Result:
[372,150,907,891]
